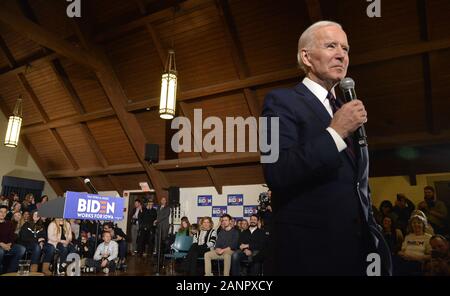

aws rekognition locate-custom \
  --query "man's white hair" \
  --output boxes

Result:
[297,20,343,72]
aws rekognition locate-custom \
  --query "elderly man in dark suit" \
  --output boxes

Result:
[154,197,170,259]
[261,20,391,276]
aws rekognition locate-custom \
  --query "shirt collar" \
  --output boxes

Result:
[302,77,336,104]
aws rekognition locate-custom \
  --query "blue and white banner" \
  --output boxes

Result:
[212,206,227,217]
[243,205,258,217]
[197,195,212,206]
[64,191,124,221]
[227,194,244,206]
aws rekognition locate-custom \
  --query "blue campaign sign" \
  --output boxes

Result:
[243,205,258,217]
[227,194,244,206]
[197,195,212,206]
[212,206,227,217]
[64,191,124,221]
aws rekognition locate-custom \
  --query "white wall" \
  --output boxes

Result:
[180,184,266,227]
[0,111,56,198]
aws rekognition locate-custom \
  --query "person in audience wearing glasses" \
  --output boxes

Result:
[231,214,266,276]
[0,205,26,273]
[204,214,238,276]
[85,231,118,274]
[183,216,217,275]
[18,210,47,272]
[44,218,75,275]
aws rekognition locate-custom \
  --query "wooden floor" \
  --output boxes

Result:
[81,254,169,276]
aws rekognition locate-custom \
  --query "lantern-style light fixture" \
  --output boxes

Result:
[4,96,23,148]
[159,49,177,120]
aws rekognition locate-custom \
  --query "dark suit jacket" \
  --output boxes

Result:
[262,82,392,275]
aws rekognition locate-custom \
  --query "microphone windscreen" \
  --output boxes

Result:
[339,77,355,91]
[84,178,91,184]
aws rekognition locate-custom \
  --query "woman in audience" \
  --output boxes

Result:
[410,210,434,235]
[178,217,191,236]
[44,218,75,275]
[0,195,9,207]
[381,216,404,255]
[18,210,47,272]
[22,193,36,212]
[6,202,22,221]
[11,211,23,239]
[395,215,432,275]
[183,216,217,275]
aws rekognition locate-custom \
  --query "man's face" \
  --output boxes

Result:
[249,216,258,227]
[431,238,449,256]
[222,217,230,228]
[302,26,349,85]
[241,220,249,230]
[134,201,140,208]
[424,189,434,201]
[0,208,6,220]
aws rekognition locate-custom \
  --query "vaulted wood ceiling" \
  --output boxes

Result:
[0,0,449,198]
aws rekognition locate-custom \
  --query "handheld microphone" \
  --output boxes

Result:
[84,178,98,194]
[339,77,368,147]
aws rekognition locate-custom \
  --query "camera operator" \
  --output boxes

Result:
[258,190,273,235]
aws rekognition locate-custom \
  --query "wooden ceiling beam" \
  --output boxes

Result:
[206,166,222,195]
[0,35,16,67]
[46,163,145,178]
[126,37,450,112]
[22,108,115,134]
[95,0,212,43]
[16,73,50,122]
[0,51,59,79]
[108,174,124,195]
[68,17,167,198]
[49,128,79,170]
[0,3,102,70]
[49,59,86,114]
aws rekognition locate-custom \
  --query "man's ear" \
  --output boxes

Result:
[300,49,312,68]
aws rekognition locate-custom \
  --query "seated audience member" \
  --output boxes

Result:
[0,205,26,273]
[85,231,118,274]
[423,235,450,276]
[183,217,217,276]
[18,210,46,272]
[178,217,191,236]
[395,215,432,275]
[190,223,199,236]
[103,222,127,270]
[78,230,95,260]
[381,216,404,255]
[0,195,9,207]
[392,194,415,235]
[231,215,265,276]
[44,218,75,275]
[240,219,249,232]
[6,202,21,221]
[204,214,238,276]
[410,210,434,235]
[418,186,448,235]
[379,200,399,223]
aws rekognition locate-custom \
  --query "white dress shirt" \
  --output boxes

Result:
[302,77,347,152]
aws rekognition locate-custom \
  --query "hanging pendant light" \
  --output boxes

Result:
[4,96,23,148]
[159,49,177,120]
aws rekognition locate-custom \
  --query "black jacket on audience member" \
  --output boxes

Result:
[18,221,47,247]
[238,227,265,251]
[139,208,157,231]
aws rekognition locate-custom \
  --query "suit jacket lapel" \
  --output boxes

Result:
[295,83,356,168]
